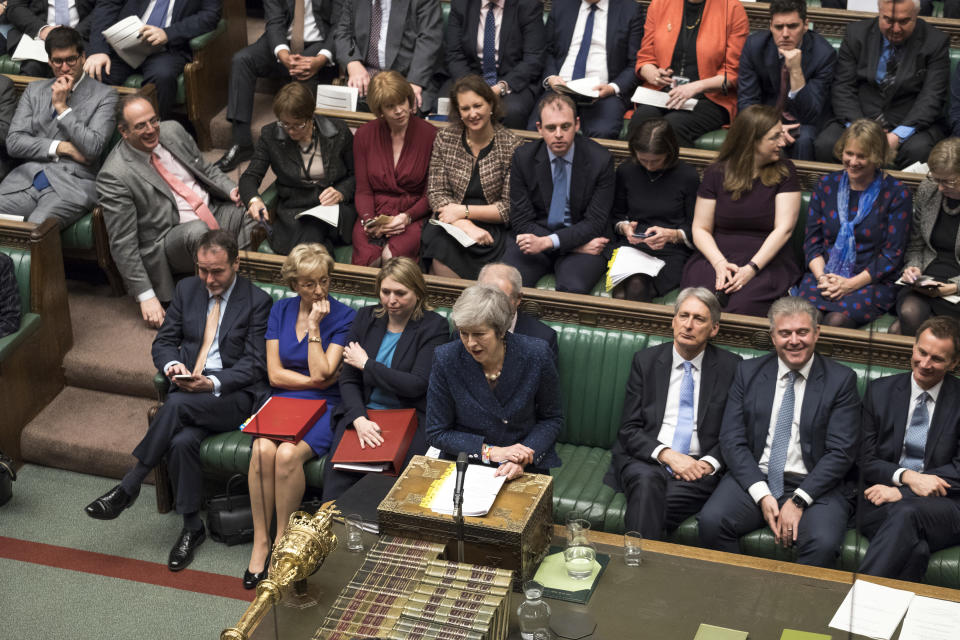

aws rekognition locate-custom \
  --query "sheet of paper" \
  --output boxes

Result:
[630,86,697,111]
[828,579,914,640]
[898,595,960,640]
[563,77,601,98]
[11,35,48,63]
[605,246,666,290]
[693,623,749,640]
[901,161,929,174]
[428,463,506,516]
[428,219,476,247]
[316,85,359,111]
[102,16,159,69]
[295,204,339,227]
[847,0,879,12]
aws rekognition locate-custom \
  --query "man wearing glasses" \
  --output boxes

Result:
[0,27,116,228]
[97,94,254,328]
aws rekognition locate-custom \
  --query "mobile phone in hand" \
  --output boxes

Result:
[173,374,195,380]
[631,232,651,239]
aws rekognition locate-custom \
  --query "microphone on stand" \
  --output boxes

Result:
[454,451,468,563]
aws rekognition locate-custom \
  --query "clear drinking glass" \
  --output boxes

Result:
[344,513,365,552]
[563,543,596,579]
[624,530,643,566]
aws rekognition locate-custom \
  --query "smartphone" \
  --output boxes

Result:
[671,76,690,88]
[914,276,944,288]
[173,374,195,380]
[631,232,651,239]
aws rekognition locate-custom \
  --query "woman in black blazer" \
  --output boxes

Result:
[240,81,357,255]
[321,257,450,500]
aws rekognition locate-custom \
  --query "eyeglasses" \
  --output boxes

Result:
[49,54,81,66]
[297,276,330,290]
[131,116,160,133]
[927,173,960,189]
[278,120,309,132]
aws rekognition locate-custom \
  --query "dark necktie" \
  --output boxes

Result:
[901,392,930,473]
[768,370,798,499]
[146,0,170,27]
[291,0,306,55]
[571,4,597,81]
[365,0,383,70]
[880,44,901,96]
[482,3,498,85]
[547,156,568,230]
[775,60,792,121]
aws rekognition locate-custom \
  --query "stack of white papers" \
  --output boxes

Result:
[316,85,359,111]
[901,161,930,174]
[429,219,475,247]
[631,86,697,111]
[295,204,339,227]
[429,464,506,517]
[11,35,48,63]
[102,16,160,69]
[899,595,960,640]
[828,579,914,639]
[605,246,666,291]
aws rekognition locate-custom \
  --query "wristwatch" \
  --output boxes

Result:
[791,493,807,511]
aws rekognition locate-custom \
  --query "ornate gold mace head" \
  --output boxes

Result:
[221,502,340,640]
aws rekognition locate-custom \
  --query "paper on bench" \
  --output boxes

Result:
[102,16,160,69]
[295,204,340,227]
[847,0,878,12]
[828,579,913,640]
[428,463,506,517]
[316,85,359,111]
[429,219,476,247]
[11,35,48,63]
[898,595,960,640]
[631,86,697,111]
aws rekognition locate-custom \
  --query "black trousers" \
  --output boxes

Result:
[102,49,192,118]
[502,237,607,294]
[132,387,254,514]
[629,98,729,148]
[618,457,720,539]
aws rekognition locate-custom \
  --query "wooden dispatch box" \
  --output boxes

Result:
[378,455,553,589]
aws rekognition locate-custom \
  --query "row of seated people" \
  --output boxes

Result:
[208,0,960,170]
[77,228,960,594]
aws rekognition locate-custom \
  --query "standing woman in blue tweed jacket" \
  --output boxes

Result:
[425,284,563,480]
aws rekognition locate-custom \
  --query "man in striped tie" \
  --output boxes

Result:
[698,296,860,567]
[856,317,960,581]
[604,287,742,540]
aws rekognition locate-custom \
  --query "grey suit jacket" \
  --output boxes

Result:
[905,178,960,285]
[1,75,117,208]
[96,120,237,302]
[0,76,17,181]
[333,0,442,88]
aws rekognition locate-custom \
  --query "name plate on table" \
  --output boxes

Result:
[377,455,553,589]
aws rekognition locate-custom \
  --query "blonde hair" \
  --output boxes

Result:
[373,257,432,321]
[832,119,892,167]
[367,71,416,118]
[281,243,334,289]
[926,137,960,175]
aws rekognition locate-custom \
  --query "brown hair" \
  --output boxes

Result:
[832,118,892,167]
[447,75,503,127]
[116,94,155,130]
[272,82,315,123]
[917,316,960,362]
[628,118,679,169]
[373,257,433,321]
[536,92,577,123]
[717,105,790,200]
[281,243,335,289]
[367,70,416,118]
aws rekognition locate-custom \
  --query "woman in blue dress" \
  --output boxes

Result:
[244,243,355,588]
[794,119,912,327]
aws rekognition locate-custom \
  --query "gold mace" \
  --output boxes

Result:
[221,502,340,640]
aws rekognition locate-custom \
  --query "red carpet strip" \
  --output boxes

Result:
[0,536,254,601]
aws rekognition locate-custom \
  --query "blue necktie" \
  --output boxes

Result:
[901,392,930,473]
[768,370,797,500]
[146,0,170,28]
[482,3,498,86]
[547,157,568,230]
[671,361,695,455]
[571,4,597,81]
[55,0,70,27]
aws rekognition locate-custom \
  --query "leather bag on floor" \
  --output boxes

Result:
[206,474,254,545]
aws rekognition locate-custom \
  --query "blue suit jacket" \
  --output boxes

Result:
[426,332,563,469]
[151,275,272,400]
[736,30,836,126]
[859,372,960,491]
[720,353,860,502]
[88,0,221,56]
[542,0,644,100]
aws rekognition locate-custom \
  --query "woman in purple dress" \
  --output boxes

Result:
[680,105,801,316]
[794,119,911,327]
[243,243,355,589]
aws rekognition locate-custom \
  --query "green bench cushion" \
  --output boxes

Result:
[61,212,95,251]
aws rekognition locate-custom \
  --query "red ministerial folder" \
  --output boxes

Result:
[241,397,327,443]
[330,408,418,476]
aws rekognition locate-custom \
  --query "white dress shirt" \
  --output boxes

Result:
[558,0,612,88]
[476,0,504,63]
[650,346,721,473]
[893,376,943,484]
[748,356,815,505]
[276,0,334,65]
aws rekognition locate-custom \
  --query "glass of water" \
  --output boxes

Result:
[624,530,642,566]
[344,513,365,552]
[563,543,596,579]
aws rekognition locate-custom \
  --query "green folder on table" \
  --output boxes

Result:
[780,631,831,640]
[693,623,748,639]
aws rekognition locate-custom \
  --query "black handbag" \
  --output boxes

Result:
[205,474,254,546]
[0,450,16,507]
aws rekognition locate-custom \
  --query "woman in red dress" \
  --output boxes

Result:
[352,71,437,266]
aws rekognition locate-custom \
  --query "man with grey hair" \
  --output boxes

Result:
[698,296,860,567]
[604,287,741,539]
[814,0,949,169]
[477,262,558,360]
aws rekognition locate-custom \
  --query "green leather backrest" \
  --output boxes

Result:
[0,55,22,74]
[0,247,30,314]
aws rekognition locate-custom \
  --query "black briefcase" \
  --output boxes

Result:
[206,474,254,546]
[0,450,16,507]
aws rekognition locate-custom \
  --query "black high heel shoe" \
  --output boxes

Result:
[242,550,272,590]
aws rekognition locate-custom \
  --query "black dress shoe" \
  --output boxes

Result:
[242,550,272,590]
[84,485,137,520]
[215,144,253,172]
[168,524,206,572]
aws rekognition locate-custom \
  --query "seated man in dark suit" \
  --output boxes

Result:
[217,0,339,171]
[444,0,545,129]
[84,230,273,572]
[698,296,860,568]
[504,93,614,294]
[333,0,442,112]
[83,0,220,119]
[856,317,960,581]
[0,74,16,181]
[814,0,949,169]
[737,0,835,161]
[821,0,959,19]
[5,0,95,77]
[605,288,741,539]
[477,262,558,360]
[533,0,644,140]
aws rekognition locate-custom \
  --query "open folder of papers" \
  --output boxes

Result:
[427,463,506,517]
[295,204,339,227]
[605,246,666,291]
[630,86,697,111]
[102,16,160,69]
[11,35,48,63]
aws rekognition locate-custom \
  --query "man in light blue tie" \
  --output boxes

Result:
[856,317,960,581]
[604,287,742,539]
[698,296,860,567]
